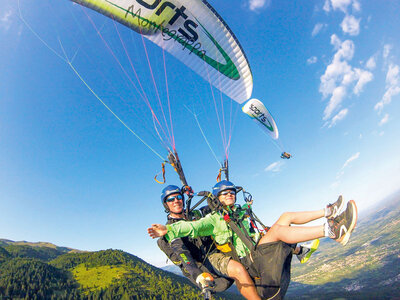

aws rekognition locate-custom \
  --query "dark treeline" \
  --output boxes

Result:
[0,246,240,300]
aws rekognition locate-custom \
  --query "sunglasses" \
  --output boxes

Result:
[219,190,236,196]
[165,194,183,203]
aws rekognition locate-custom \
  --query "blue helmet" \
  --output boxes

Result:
[212,180,236,197]
[161,185,184,212]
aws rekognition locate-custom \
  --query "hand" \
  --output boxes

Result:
[196,272,215,289]
[147,224,167,238]
[182,185,194,197]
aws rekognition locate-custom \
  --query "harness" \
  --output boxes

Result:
[204,191,294,300]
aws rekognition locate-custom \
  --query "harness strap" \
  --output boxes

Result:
[222,213,256,253]
[154,161,166,184]
[216,168,222,182]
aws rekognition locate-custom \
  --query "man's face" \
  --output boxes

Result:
[218,189,236,207]
[165,192,184,214]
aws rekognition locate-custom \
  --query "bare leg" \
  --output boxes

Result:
[274,209,325,226]
[227,260,261,300]
[259,224,324,245]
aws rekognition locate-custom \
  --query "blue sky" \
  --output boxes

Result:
[1,0,399,267]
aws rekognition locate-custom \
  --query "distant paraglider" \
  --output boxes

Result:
[242,98,291,159]
[281,152,292,159]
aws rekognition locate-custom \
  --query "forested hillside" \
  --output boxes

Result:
[0,244,241,299]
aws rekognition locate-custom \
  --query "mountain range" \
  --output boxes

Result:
[1,192,399,299]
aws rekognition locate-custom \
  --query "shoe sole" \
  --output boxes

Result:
[329,195,345,219]
[338,200,358,246]
[301,239,320,264]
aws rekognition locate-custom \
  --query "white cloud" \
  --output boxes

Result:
[330,181,340,189]
[366,56,376,70]
[265,161,283,173]
[341,15,360,36]
[333,151,360,186]
[342,152,360,169]
[324,86,347,120]
[330,34,342,51]
[249,0,271,11]
[386,64,400,86]
[383,44,392,60]
[379,114,389,126]
[312,23,326,37]
[324,0,361,13]
[335,39,355,61]
[353,68,373,95]
[327,108,348,128]
[307,56,318,64]
[331,0,353,13]
[320,35,373,124]
[352,0,361,11]
[375,86,400,111]
[323,0,331,12]
[0,10,12,31]
[375,64,400,111]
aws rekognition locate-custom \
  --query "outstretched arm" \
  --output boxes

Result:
[148,224,167,238]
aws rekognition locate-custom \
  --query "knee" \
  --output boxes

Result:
[269,223,283,234]
[280,212,292,220]
[275,212,294,225]
[228,260,247,279]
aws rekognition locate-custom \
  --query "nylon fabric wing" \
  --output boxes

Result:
[242,98,279,140]
[71,0,253,103]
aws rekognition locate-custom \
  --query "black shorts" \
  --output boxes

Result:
[241,241,295,300]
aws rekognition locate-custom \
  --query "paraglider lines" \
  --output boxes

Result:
[58,39,165,162]
[17,0,165,162]
[81,7,173,149]
[139,28,175,149]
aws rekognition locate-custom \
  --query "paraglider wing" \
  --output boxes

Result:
[70,0,253,103]
[242,98,279,140]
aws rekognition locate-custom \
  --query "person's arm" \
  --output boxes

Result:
[165,214,215,241]
[148,214,215,241]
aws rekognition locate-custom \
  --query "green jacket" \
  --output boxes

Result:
[165,204,260,258]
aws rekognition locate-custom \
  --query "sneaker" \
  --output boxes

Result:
[325,195,345,219]
[327,200,358,246]
[297,239,320,264]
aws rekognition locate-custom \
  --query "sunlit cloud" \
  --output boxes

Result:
[320,35,373,122]
[335,0,360,13]
[341,15,360,36]
[375,64,400,111]
[342,152,360,169]
[353,68,373,95]
[386,63,400,86]
[323,86,347,120]
[323,0,331,12]
[326,108,348,128]
[352,0,361,11]
[265,161,283,173]
[383,44,392,61]
[366,56,376,70]
[307,56,318,64]
[312,23,326,37]
[330,181,340,189]
[248,0,271,11]
[0,10,12,32]
[333,151,360,186]
[324,0,361,13]
[379,114,389,126]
